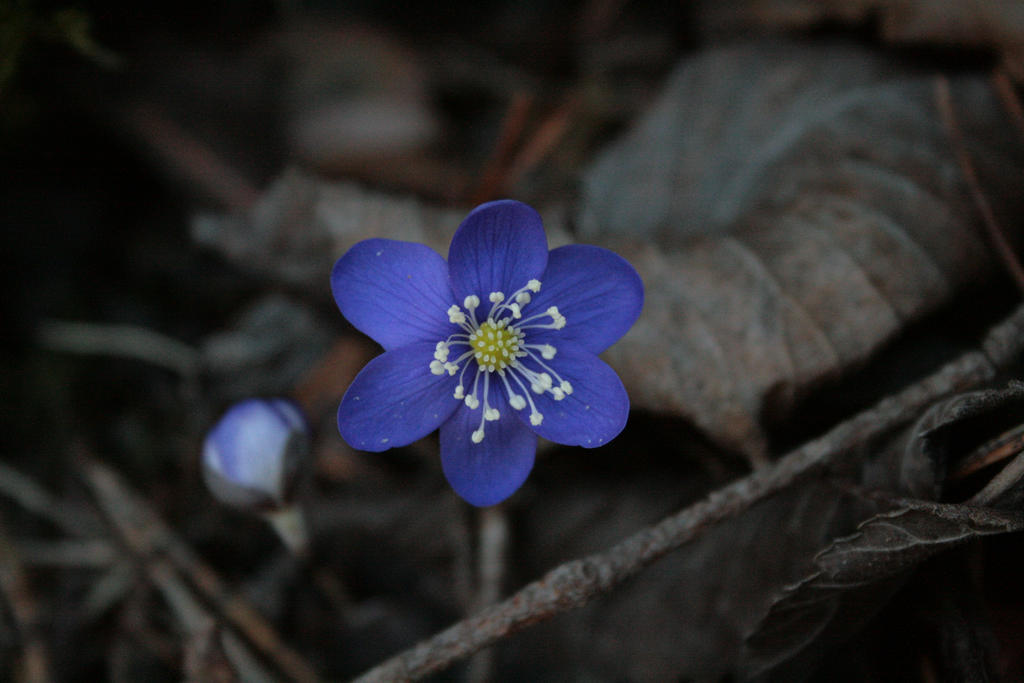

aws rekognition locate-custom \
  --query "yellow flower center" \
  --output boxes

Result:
[468,320,522,371]
[428,280,572,442]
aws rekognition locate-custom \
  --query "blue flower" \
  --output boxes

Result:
[331,200,643,506]
[202,398,309,510]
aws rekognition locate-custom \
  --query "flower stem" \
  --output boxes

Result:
[263,506,309,557]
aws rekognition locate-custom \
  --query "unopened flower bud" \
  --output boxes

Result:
[202,398,308,511]
[203,398,311,553]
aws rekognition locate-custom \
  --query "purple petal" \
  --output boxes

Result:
[517,346,629,448]
[440,391,537,506]
[448,200,548,305]
[527,245,644,354]
[338,343,460,452]
[332,239,455,350]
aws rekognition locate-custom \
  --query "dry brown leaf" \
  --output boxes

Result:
[697,0,1024,79]
[201,293,332,402]
[192,172,573,290]
[280,22,439,175]
[580,42,1024,457]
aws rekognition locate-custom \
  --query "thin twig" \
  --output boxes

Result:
[353,301,1024,682]
[950,422,1024,479]
[117,584,180,667]
[0,514,53,683]
[468,92,535,205]
[81,563,136,621]
[183,618,239,683]
[935,75,1024,293]
[969,448,1024,506]
[148,560,275,683]
[16,538,118,568]
[77,452,320,683]
[501,95,581,192]
[0,463,105,537]
[37,319,202,377]
[992,68,1024,139]
[147,559,215,635]
[123,103,261,212]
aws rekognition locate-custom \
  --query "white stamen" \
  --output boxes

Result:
[447,305,466,324]
[541,306,566,329]
[508,369,546,426]
[429,275,580,445]
[516,304,566,330]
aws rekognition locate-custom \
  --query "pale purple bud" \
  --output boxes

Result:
[202,398,309,511]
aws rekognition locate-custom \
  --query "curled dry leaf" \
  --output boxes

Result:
[742,500,1024,679]
[580,41,1024,457]
[739,382,1024,679]
[902,381,1024,500]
